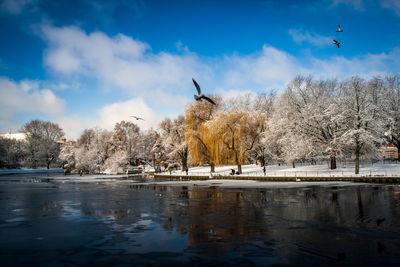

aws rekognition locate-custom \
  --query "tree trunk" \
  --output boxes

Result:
[292,160,295,168]
[330,155,337,170]
[259,156,265,167]
[355,142,360,174]
[237,164,242,174]
[210,163,215,173]
[397,145,400,161]
[181,149,188,171]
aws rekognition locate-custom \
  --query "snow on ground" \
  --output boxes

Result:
[164,163,400,177]
[1,163,400,188]
[143,179,361,188]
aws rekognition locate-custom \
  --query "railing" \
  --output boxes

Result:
[155,170,400,177]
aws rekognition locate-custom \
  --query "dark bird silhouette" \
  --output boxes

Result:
[336,25,343,32]
[333,40,340,48]
[192,78,216,105]
[130,116,144,121]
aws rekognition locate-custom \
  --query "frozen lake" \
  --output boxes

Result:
[1,171,400,266]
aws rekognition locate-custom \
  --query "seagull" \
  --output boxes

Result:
[336,25,343,32]
[192,78,216,105]
[131,116,144,121]
[333,40,340,48]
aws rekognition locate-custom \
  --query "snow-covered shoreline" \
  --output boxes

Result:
[159,163,400,177]
[143,179,365,188]
[1,164,400,188]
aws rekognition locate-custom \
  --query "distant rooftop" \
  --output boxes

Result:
[0,132,27,141]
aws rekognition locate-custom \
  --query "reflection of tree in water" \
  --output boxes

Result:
[7,179,400,264]
[78,184,164,221]
[157,184,400,261]
[160,186,270,255]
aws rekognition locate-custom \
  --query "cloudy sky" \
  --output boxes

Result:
[1,0,399,138]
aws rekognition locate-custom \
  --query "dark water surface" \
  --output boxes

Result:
[1,173,400,266]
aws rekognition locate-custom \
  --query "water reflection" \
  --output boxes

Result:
[1,174,400,265]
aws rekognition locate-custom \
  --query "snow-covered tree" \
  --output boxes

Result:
[334,76,385,174]
[277,76,343,169]
[158,115,188,171]
[111,121,140,165]
[60,127,112,173]
[60,122,157,174]
[22,120,64,169]
[78,129,95,151]
[382,74,400,159]
[0,137,26,168]
[266,92,317,168]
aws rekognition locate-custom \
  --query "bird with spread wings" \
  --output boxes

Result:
[130,116,144,121]
[192,78,216,105]
[333,40,340,48]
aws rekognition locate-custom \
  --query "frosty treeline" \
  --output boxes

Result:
[0,120,64,169]
[1,74,399,175]
[182,74,400,175]
[59,122,158,174]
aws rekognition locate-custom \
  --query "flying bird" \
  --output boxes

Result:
[192,78,216,105]
[336,25,343,32]
[131,116,144,121]
[333,40,340,48]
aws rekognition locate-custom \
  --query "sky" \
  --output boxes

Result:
[0,0,399,139]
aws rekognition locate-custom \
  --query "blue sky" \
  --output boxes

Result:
[0,0,399,138]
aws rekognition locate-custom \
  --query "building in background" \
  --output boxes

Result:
[0,132,27,141]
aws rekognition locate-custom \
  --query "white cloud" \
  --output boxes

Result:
[0,77,67,134]
[97,98,163,131]
[331,0,366,11]
[216,88,254,100]
[311,47,400,78]
[289,29,333,47]
[381,0,400,16]
[0,0,33,14]
[34,25,400,139]
[56,115,94,140]
[219,45,306,90]
[58,98,164,139]
[42,25,204,102]
[0,77,66,118]
[40,24,400,100]
[330,0,400,15]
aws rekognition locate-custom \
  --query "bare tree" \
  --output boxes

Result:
[0,137,26,168]
[334,77,385,174]
[158,115,188,171]
[382,74,400,159]
[22,120,64,169]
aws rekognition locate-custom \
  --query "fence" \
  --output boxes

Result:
[156,169,400,178]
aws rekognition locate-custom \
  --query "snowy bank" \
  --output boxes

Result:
[157,163,400,177]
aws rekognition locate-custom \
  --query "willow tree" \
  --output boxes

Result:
[223,92,273,167]
[185,96,221,172]
[207,111,248,173]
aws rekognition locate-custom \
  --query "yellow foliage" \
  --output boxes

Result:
[185,98,268,167]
